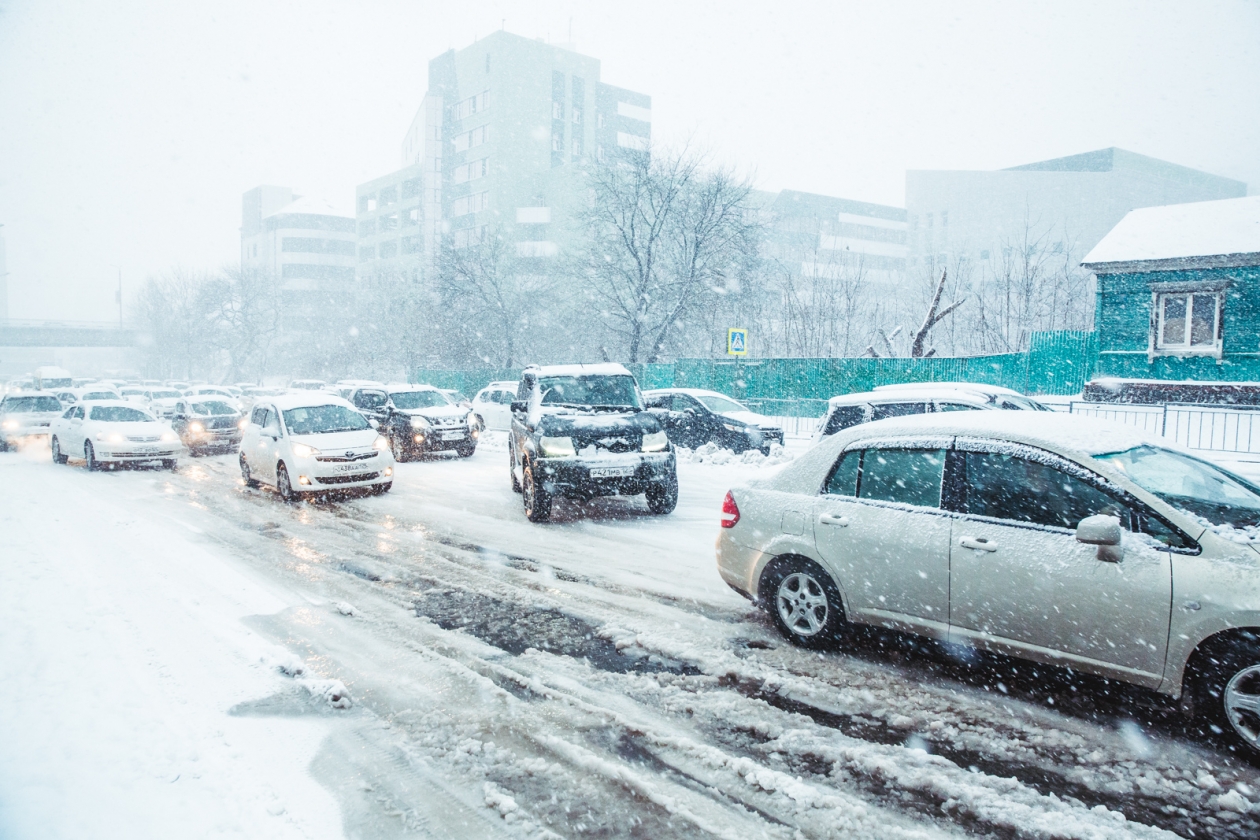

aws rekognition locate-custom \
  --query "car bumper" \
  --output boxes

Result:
[298,455,394,488]
[184,431,243,449]
[94,444,183,461]
[2,423,52,442]
[535,452,675,498]
[408,427,478,452]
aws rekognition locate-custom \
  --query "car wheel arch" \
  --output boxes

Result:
[1180,626,1260,701]
[755,551,849,618]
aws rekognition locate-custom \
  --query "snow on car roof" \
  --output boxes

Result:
[1082,195,1260,269]
[531,363,632,378]
[387,384,439,392]
[258,392,358,411]
[827,387,995,406]
[873,381,1021,396]
[840,410,1163,456]
[643,387,739,399]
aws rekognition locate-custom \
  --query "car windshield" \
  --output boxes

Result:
[90,405,153,422]
[995,394,1049,411]
[83,391,117,400]
[190,400,236,416]
[150,390,181,399]
[282,404,370,435]
[539,375,641,409]
[695,393,747,414]
[4,396,62,412]
[390,390,450,409]
[1096,445,1260,528]
[354,391,390,410]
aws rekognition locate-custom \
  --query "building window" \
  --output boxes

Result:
[358,219,376,237]
[453,158,489,184]
[552,133,564,152]
[379,212,398,232]
[452,225,487,249]
[453,124,490,152]
[572,137,582,157]
[552,101,564,120]
[358,245,376,263]
[379,240,397,260]
[379,186,398,205]
[452,191,489,217]
[401,178,422,199]
[401,235,421,255]
[1154,290,1222,354]
[406,207,420,225]
[454,90,490,119]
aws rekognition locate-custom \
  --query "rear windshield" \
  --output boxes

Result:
[190,401,237,416]
[696,394,748,414]
[390,390,450,409]
[90,405,153,422]
[282,404,370,435]
[82,391,118,401]
[538,375,641,409]
[150,390,182,399]
[3,396,62,412]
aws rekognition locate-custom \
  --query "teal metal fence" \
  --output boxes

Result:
[410,330,1100,413]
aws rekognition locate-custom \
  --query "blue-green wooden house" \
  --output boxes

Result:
[1083,196,1260,382]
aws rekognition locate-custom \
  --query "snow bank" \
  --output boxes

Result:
[676,442,795,468]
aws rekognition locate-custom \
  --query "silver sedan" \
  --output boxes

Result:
[717,411,1260,756]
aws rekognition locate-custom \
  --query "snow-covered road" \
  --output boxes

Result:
[3,435,1260,839]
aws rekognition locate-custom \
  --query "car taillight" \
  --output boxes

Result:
[721,490,740,528]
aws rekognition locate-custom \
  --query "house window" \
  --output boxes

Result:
[1155,291,1221,353]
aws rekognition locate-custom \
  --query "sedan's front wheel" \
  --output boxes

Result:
[391,434,409,463]
[240,454,260,488]
[762,558,846,649]
[522,460,551,522]
[84,440,100,472]
[277,462,300,502]
[51,436,68,464]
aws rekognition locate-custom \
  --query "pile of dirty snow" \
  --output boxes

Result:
[675,442,795,468]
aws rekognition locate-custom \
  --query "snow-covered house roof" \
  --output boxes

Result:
[1081,195,1260,274]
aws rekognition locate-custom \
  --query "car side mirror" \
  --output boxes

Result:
[1076,514,1124,563]
[369,418,380,429]
[511,400,526,413]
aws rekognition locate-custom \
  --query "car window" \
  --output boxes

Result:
[250,406,267,426]
[3,396,62,412]
[89,405,152,422]
[822,405,865,435]
[73,406,85,419]
[496,390,515,404]
[282,404,370,435]
[959,451,1126,530]
[62,407,75,419]
[936,402,978,412]
[696,394,746,414]
[354,390,389,410]
[871,402,928,422]
[858,448,945,508]
[538,375,642,409]
[191,400,236,416]
[670,395,697,412]
[389,390,449,409]
[824,450,861,496]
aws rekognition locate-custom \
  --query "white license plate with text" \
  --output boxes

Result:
[589,466,634,479]
[441,431,466,440]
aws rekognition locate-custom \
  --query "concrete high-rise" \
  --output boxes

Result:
[356,31,652,280]
[905,148,1247,276]
[240,186,357,322]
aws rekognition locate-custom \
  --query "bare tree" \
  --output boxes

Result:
[909,270,965,358]
[574,145,761,363]
[206,265,281,382]
[134,268,223,379]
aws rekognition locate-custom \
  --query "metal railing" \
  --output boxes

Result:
[1069,401,1260,454]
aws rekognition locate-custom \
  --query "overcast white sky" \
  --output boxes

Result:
[1,0,1257,321]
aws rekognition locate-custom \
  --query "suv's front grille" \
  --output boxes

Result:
[316,471,379,484]
[592,436,636,453]
[316,452,377,462]
[128,435,160,443]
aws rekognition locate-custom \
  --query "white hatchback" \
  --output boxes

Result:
[238,393,394,501]
[718,411,1260,756]
[471,381,519,431]
[49,400,182,470]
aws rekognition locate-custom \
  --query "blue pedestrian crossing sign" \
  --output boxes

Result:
[727,328,748,356]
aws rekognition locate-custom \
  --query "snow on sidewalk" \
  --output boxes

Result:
[0,453,343,839]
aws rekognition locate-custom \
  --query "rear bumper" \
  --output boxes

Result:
[403,427,478,453]
[536,452,675,499]
[184,431,242,449]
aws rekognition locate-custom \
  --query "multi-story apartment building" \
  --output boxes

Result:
[755,189,908,284]
[905,147,1247,276]
[357,31,652,281]
[240,186,356,322]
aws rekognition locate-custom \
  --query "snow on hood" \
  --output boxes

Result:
[289,429,379,451]
[402,404,467,420]
[719,410,772,427]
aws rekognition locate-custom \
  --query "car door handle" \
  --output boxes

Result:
[959,536,998,552]
[819,513,849,527]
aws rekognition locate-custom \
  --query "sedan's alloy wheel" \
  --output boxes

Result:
[1224,663,1260,750]
[776,572,829,637]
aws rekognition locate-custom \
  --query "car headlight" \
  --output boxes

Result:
[160,432,179,443]
[1,420,17,430]
[238,417,249,429]
[373,435,390,451]
[539,435,576,457]
[189,421,204,433]
[410,416,430,429]
[291,443,320,457]
[723,422,750,434]
[641,430,669,452]
[97,432,125,443]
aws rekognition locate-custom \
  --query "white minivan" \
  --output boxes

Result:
[238,393,394,501]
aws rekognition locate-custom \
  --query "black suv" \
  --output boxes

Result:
[509,364,677,522]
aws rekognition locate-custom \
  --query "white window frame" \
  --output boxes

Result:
[1150,285,1224,358]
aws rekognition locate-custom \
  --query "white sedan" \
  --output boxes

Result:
[718,411,1260,756]
[238,393,394,501]
[49,401,183,470]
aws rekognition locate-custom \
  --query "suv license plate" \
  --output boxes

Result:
[441,431,465,440]
[590,466,634,478]
[336,463,361,472]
